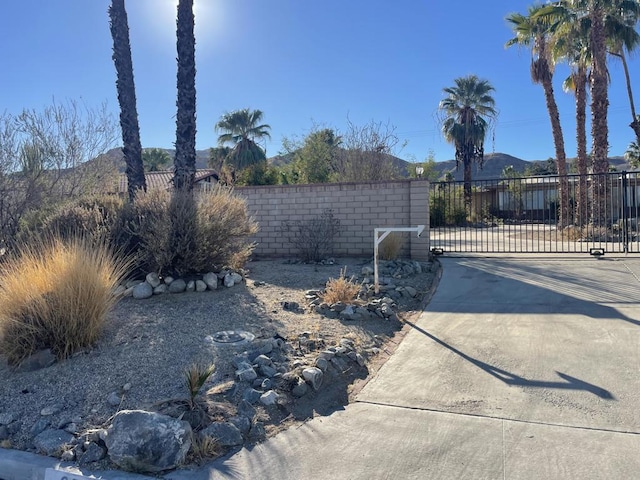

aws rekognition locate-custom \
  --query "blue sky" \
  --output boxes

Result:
[1,0,638,163]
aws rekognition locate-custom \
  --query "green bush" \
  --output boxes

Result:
[430,187,467,227]
[0,235,130,366]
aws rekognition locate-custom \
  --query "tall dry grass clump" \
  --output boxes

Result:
[0,236,130,366]
[379,233,403,260]
[322,267,361,304]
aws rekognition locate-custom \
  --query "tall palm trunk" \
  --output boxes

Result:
[539,65,570,227]
[589,3,609,224]
[173,0,196,192]
[616,51,640,145]
[108,0,146,202]
[574,66,589,227]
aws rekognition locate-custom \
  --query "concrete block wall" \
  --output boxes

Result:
[236,179,430,260]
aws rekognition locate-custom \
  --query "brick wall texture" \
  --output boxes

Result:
[235,179,430,260]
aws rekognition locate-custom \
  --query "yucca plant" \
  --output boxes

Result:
[0,235,130,366]
[184,363,216,409]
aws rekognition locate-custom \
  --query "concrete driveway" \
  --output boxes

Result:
[4,255,640,479]
[188,255,640,480]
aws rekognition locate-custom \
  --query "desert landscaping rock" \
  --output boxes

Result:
[186,280,196,292]
[79,442,107,464]
[237,400,257,420]
[132,282,153,299]
[153,284,168,295]
[201,422,243,447]
[203,272,218,290]
[260,390,279,406]
[302,367,324,391]
[229,415,251,434]
[236,365,258,382]
[34,429,74,456]
[292,380,309,397]
[105,410,192,473]
[107,391,121,407]
[242,388,262,404]
[40,404,63,416]
[196,280,207,292]
[168,279,187,293]
[30,418,50,436]
[145,272,161,288]
[0,413,15,425]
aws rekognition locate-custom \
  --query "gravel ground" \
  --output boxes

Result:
[0,257,439,469]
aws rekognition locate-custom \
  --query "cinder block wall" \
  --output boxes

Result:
[236,180,430,260]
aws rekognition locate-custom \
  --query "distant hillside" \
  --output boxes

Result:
[102,147,211,172]
[102,147,633,180]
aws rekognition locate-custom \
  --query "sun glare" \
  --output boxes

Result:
[140,0,226,52]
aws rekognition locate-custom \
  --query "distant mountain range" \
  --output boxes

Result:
[101,148,631,180]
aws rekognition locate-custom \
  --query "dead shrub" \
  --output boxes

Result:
[322,267,360,304]
[379,233,403,260]
[0,235,130,366]
[281,209,340,262]
[187,435,221,465]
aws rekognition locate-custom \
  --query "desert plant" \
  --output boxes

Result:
[0,235,130,366]
[184,363,216,409]
[187,435,221,465]
[322,267,360,304]
[379,233,403,260]
[281,209,340,262]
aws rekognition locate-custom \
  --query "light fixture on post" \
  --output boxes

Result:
[415,166,424,178]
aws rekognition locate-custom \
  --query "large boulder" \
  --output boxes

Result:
[105,410,192,473]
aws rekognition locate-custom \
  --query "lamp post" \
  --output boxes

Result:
[416,166,424,178]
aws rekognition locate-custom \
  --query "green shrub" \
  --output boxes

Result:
[0,235,130,366]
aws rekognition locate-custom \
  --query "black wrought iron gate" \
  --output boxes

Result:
[429,172,640,254]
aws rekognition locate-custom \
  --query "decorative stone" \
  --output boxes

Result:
[230,272,243,284]
[228,416,251,434]
[361,266,374,275]
[260,390,279,406]
[133,282,153,299]
[107,391,121,407]
[203,272,218,290]
[31,418,50,436]
[34,429,74,456]
[405,286,418,297]
[40,405,62,416]
[105,410,191,474]
[258,342,273,355]
[224,273,235,288]
[315,357,329,372]
[153,284,168,295]
[195,280,207,292]
[249,422,266,441]
[242,388,262,405]
[164,276,174,285]
[254,354,272,366]
[259,364,277,378]
[145,272,161,288]
[302,367,324,391]
[79,442,107,464]
[236,366,258,382]
[200,422,243,447]
[237,400,256,419]
[125,279,143,289]
[168,279,187,293]
[186,280,196,292]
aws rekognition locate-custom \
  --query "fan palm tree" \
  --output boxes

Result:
[173,0,197,192]
[546,3,591,225]
[506,5,570,226]
[108,0,146,201]
[215,108,271,172]
[625,141,640,168]
[438,75,497,207]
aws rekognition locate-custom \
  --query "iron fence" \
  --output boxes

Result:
[429,172,640,254]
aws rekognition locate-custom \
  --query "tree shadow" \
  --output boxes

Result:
[404,319,615,400]
[428,257,640,327]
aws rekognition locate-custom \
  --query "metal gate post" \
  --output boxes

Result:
[623,171,629,253]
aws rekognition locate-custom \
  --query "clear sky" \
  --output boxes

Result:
[1,0,638,163]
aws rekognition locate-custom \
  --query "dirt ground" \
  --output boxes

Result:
[0,256,440,470]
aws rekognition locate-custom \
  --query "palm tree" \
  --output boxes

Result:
[549,3,591,226]
[108,0,146,201]
[173,0,196,192]
[624,141,640,168]
[506,5,570,226]
[604,1,640,145]
[215,108,271,172]
[438,75,497,208]
[142,148,171,172]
